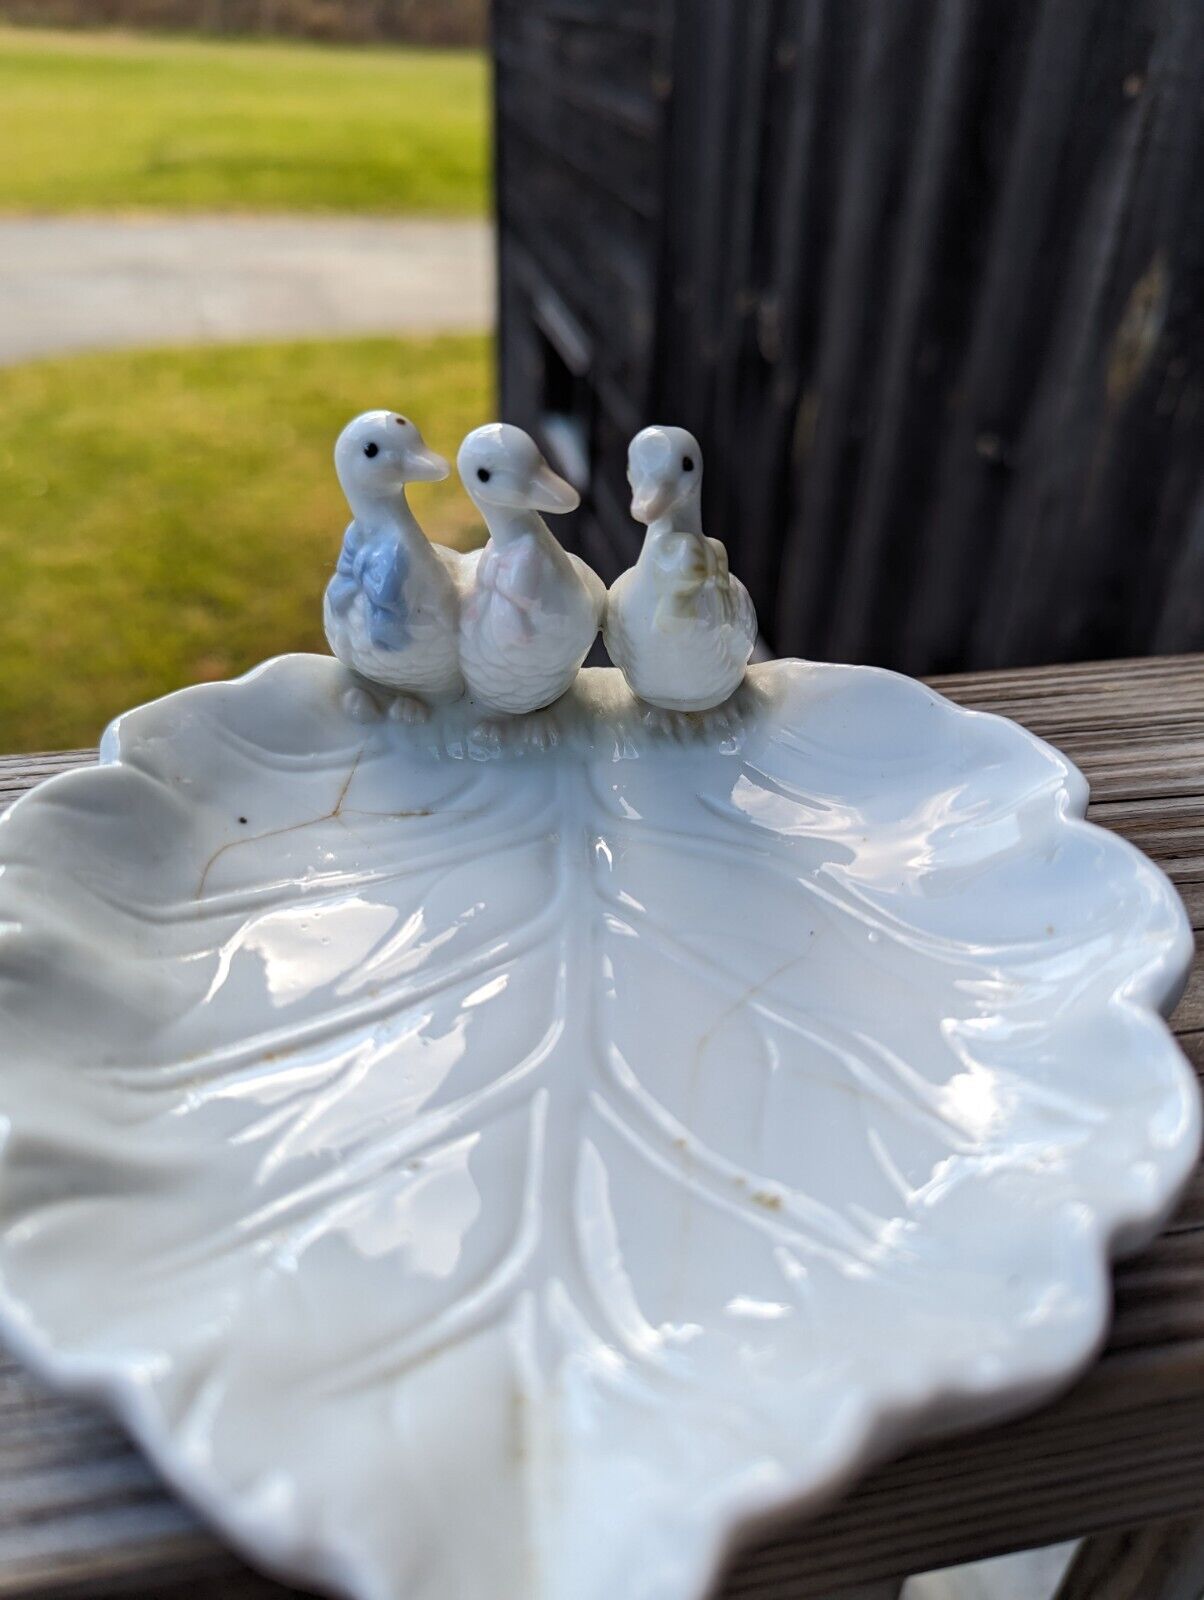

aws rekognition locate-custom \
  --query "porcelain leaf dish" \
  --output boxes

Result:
[0,654,1196,1600]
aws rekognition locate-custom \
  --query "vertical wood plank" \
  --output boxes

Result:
[825,0,975,663]
[774,0,929,659]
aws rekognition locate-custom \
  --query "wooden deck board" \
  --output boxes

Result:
[2,654,1204,1598]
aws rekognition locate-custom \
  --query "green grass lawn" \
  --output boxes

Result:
[0,25,487,213]
[0,334,491,751]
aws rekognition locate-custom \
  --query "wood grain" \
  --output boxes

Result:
[2,655,1203,1599]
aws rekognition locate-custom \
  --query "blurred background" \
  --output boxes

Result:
[0,0,490,750]
[1,0,1201,754]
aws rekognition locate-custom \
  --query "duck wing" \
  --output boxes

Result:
[707,536,731,582]
[727,570,758,652]
[699,569,756,642]
[694,537,756,646]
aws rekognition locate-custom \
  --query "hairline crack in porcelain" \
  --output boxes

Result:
[0,649,1196,1600]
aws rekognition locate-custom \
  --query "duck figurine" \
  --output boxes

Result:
[456,423,605,714]
[323,409,465,721]
[604,426,757,712]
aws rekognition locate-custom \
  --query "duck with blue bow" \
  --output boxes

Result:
[324,410,466,722]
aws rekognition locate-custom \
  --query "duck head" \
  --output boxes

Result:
[627,425,702,526]
[335,411,449,508]
[457,423,581,517]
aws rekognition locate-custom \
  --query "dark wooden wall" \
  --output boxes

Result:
[493,0,674,584]
[494,0,1204,673]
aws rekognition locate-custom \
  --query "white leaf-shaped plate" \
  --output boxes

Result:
[0,655,1197,1600]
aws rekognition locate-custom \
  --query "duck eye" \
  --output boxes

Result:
[476,467,491,483]
[363,442,379,458]
[682,455,695,472]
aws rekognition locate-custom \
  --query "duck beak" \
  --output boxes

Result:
[407,444,450,483]
[630,478,672,524]
[530,461,580,514]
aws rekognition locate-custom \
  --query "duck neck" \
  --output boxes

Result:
[645,494,703,543]
[481,505,552,548]
[355,489,443,570]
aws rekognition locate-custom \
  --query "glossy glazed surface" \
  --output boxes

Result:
[456,424,604,717]
[0,655,1196,1600]
[323,410,464,707]
[606,425,757,712]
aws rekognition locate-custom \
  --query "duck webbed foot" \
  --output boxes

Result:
[341,684,384,723]
[516,705,562,752]
[636,695,747,744]
[385,693,431,726]
[634,702,681,738]
[464,705,563,757]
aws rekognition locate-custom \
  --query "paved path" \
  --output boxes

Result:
[0,215,493,364]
